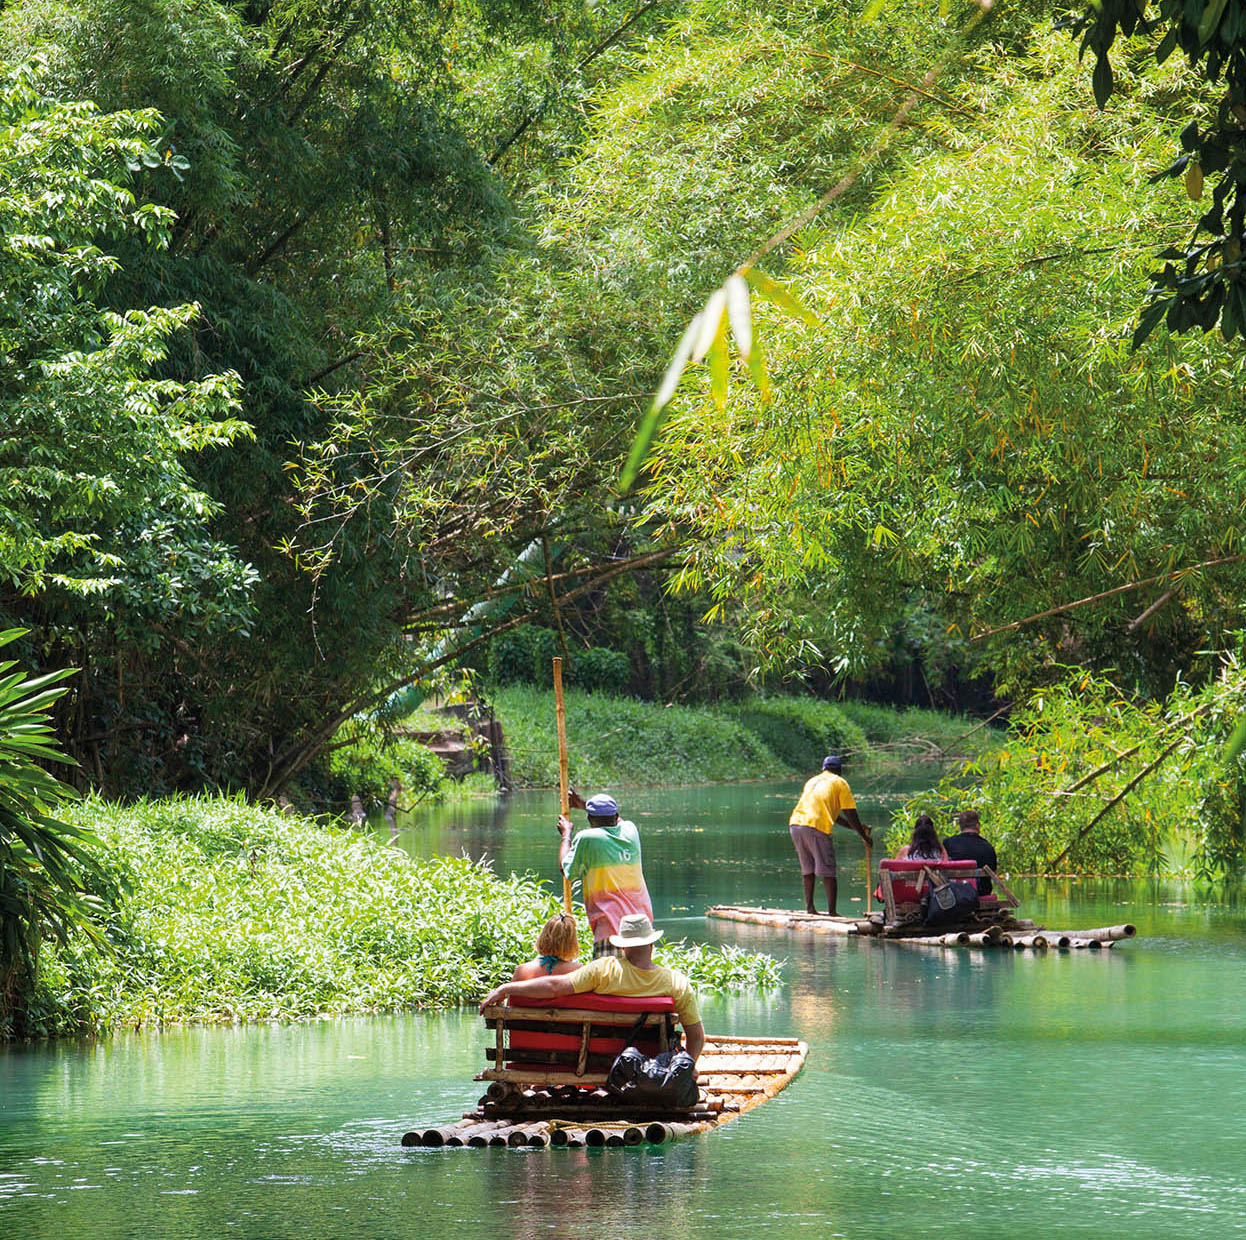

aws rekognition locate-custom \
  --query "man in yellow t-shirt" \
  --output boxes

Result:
[479,913,705,1062]
[788,755,872,916]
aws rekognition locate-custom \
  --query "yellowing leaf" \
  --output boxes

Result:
[743,268,821,328]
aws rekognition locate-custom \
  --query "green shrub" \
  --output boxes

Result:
[305,723,448,811]
[569,646,631,694]
[21,795,781,1037]
[492,685,787,786]
[489,625,560,685]
[729,699,868,771]
[488,626,632,694]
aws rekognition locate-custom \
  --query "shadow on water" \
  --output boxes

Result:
[3,769,1245,1238]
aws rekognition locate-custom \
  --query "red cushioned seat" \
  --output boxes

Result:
[507,1030,662,1054]
[509,993,675,1013]
[501,992,674,1072]
[880,858,978,904]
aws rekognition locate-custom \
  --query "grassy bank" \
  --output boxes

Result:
[493,686,789,787]
[491,688,996,789]
[17,796,780,1039]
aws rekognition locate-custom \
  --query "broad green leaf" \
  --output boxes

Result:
[1199,0,1232,44]
[1224,714,1246,763]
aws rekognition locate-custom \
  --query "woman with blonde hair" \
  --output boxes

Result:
[511,913,582,981]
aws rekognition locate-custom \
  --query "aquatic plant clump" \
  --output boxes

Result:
[21,796,781,1038]
[656,940,785,991]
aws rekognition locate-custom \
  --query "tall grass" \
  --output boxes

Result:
[728,699,868,770]
[834,702,985,749]
[19,796,780,1038]
[492,686,787,787]
[491,687,994,788]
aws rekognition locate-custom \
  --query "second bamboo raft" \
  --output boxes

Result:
[706,905,1137,951]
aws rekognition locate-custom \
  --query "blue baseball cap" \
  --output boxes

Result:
[822,755,843,773]
[585,793,619,817]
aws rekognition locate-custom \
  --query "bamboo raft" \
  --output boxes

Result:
[401,1034,808,1149]
[706,905,1137,951]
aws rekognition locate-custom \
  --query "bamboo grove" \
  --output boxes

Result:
[1,0,1245,871]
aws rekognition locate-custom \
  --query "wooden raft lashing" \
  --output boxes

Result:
[399,991,809,1149]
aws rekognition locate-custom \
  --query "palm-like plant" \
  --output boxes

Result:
[0,629,106,1031]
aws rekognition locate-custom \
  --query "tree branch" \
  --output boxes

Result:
[489,0,670,165]
[256,546,678,796]
[971,552,1246,641]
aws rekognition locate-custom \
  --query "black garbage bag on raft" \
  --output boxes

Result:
[922,880,979,928]
[605,1047,699,1110]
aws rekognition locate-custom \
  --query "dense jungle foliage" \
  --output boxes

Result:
[6,0,1246,1034]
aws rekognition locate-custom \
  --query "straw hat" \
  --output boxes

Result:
[609,913,664,948]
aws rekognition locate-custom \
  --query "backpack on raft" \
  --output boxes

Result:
[921,877,979,928]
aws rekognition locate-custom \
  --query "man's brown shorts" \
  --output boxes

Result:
[789,824,837,877]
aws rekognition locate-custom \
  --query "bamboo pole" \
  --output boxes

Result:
[865,836,873,914]
[415,1121,473,1147]
[1011,934,1049,950]
[553,656,573,915]
[1044,924,1135,941]
[463,1121,510,1146]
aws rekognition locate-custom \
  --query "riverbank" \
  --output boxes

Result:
[307,691,995,810]
[489,689,995,789]
[12,796,780,1041]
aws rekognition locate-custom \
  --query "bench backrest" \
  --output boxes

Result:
[481,993,679,1086]
[880,858,978,905]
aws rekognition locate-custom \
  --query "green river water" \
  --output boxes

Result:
[2,771,1245,1239]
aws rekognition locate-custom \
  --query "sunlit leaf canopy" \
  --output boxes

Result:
[4,0,1246,800]
[588,14,1244,694]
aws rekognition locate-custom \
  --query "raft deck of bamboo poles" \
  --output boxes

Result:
[400,1034,808,1149]
[706,905,1137,951]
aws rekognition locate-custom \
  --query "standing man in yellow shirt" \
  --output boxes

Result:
[788,755,872,915]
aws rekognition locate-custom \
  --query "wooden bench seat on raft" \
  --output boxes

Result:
[478,992,679,1089]
[877,858,1019,927]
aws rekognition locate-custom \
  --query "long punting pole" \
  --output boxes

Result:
[865,836,873,914]
[553,657,573,915]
